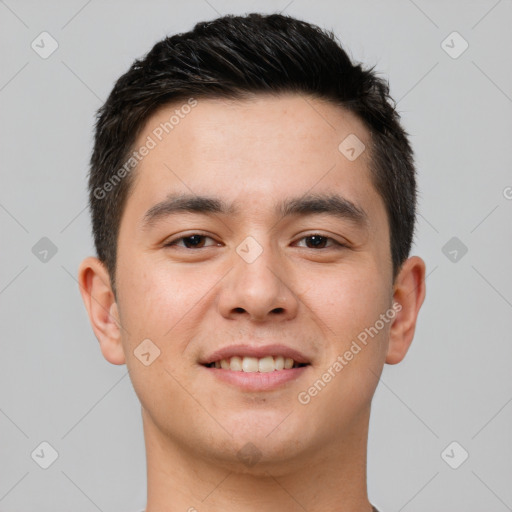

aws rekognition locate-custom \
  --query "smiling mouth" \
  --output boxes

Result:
[203,355,310,372]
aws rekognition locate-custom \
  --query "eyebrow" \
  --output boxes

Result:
[141,192,368,230]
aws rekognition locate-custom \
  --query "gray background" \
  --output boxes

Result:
[1,0,511,510]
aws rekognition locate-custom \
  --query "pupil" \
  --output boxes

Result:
[185,235,204,248]
[307,235,326,248]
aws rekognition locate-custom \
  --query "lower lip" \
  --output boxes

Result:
[201,365,310,391]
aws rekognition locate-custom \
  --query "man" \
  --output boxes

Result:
[78,12,426,512]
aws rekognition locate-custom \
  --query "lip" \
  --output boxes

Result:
[201,365,310,392]
[199,344,311,366]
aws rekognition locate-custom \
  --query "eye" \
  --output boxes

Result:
[294,234,346,249]
[163,233,346,250]
[164,233,219,249]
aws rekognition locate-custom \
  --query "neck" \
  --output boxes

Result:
[142,407,374,512]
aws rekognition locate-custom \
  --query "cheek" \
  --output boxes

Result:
[310,266,390,336]
[116,253,220,344]
[295,270,391,428]
[115,257,205,420]
[306,265,393,385]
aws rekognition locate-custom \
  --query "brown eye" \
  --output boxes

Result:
[165,234,217,249]
[296,234,344,249]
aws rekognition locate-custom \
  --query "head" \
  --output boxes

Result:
[79,12,425,474]
[88,12,417,296]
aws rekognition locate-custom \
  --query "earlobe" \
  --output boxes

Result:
[78,257,126,365]
[386,256,426,365]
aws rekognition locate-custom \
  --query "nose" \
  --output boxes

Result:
[217,239,299,323]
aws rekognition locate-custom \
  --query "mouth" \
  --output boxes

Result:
[199,345,312,391]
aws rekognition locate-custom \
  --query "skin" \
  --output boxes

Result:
[79,93,426,512]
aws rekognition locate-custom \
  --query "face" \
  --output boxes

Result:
[80,92,425,475]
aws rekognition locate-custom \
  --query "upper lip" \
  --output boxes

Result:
[200,344,311,365]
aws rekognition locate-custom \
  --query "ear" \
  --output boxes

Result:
[78,256,126,365]
[386,256,426,365]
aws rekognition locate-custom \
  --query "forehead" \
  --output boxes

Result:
[126,93,381,223]
[141,93,370,168]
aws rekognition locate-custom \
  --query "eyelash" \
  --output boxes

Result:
[164,233,347,250]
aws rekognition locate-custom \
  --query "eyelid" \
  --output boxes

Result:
[293,233,348,248]
[163,231,219,247]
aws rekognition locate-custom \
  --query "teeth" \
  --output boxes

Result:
[230,356,243,371]
[258,356,275,373]
[242,357,259,372]
[209,355,304,372]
